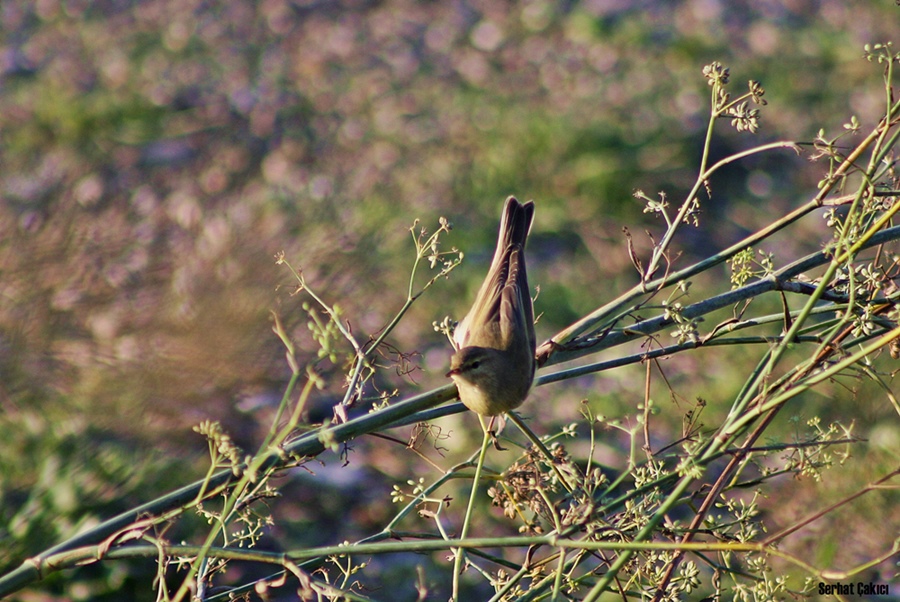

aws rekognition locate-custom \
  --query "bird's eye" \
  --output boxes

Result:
[470,360,480,369]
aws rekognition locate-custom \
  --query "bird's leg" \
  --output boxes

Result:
[487,414,508,450]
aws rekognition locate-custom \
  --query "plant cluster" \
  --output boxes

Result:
[3,45,900,601]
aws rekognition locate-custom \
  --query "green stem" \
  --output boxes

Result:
[451,419,492,600]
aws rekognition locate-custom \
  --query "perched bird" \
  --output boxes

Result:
[447,196,536,416]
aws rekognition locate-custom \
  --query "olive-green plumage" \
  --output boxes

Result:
[446,196,536,416]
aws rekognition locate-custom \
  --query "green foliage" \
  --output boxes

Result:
[3,2,900,600]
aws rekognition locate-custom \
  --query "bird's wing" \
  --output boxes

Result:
[454,197,534,350]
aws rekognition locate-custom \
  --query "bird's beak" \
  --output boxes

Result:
[446,368,458,377]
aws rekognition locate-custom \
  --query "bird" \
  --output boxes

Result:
[446,196,536,416]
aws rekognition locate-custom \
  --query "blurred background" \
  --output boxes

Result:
[2,0,899,599]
